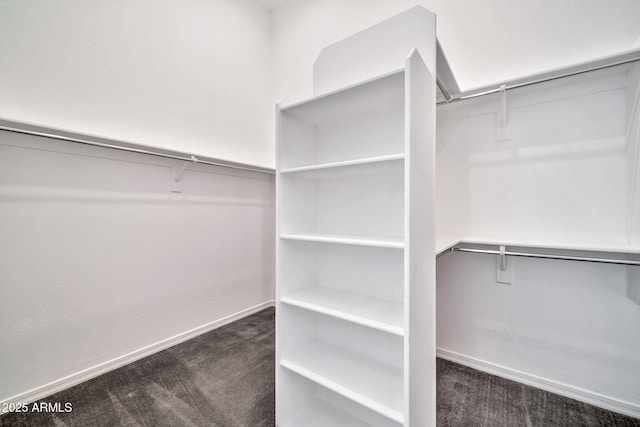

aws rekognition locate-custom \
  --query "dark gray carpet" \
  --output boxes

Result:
[0,308,275,427]
[437,359,640,427]
[1,307,638,426]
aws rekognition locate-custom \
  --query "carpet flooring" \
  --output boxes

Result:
[0,309,275,427]
[437,359,640,427]
[1,307,638,426]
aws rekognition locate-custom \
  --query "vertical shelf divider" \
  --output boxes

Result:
[405,49,437,427]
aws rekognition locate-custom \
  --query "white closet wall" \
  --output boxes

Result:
[436,63,640,416]
[437,66,631,249]
[0,0,274,167]
[0,131,275,404]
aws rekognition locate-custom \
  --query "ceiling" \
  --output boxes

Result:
[255,0,289,11]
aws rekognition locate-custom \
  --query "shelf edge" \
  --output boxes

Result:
[280,297,405,337]
[280,154,405,175]
[279,67,405,111]
[280,360,405,425]
[280,234,404,249]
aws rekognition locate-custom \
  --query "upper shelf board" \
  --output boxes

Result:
[279,154,404,180]
[279,69,405,126]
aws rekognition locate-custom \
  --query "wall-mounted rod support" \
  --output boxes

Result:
[446,246,640,266]
[499,245,507,271]
[496,85,511,140]
[174,156,198,184]
[500,85,507,127]
[171,155,199,193]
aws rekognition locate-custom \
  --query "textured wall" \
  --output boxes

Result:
[0,0,274,167]
[0,130,275,401]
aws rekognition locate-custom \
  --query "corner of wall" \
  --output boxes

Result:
[626,64,640,245]
[628,267,640,304]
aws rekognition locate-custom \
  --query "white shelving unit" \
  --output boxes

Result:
[276,49,436,426]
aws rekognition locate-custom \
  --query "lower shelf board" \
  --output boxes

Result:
[281,399,372,427]
[280,287,404,336]
[280,342,404,424]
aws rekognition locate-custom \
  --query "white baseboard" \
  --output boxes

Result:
[1,301,275,409]
[437,347,640,420]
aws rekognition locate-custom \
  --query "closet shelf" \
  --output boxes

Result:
[281,287,404,336]
[279,154,404,179]
[280,233,404,248]
[279,68,405,126]
[281,396,403,427]
[280,342,404,424]
[281,400,373,427]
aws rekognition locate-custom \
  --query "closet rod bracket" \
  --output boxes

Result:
[496,84,512,141]
[497,244,513,284]
[172,155,198,193]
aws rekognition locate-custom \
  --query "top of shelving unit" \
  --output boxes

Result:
[279,68,405,126]
[311,6,458,103]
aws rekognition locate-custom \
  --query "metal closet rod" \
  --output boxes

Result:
[438,53,640,105]
[444,246,640,266]
[0,123,275,175]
